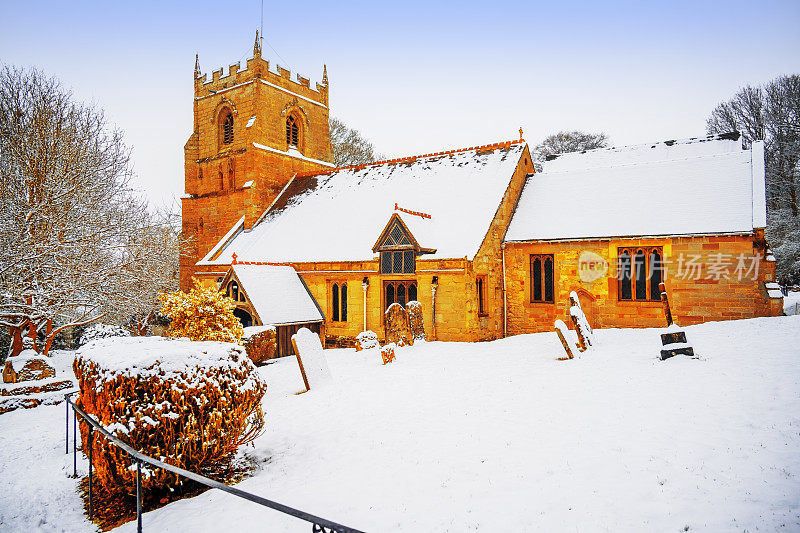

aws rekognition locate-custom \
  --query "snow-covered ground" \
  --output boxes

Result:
[1,316,799,532]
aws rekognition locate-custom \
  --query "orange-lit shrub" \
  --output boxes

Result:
[73,336,266,496]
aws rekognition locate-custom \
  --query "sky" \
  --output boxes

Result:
[2,0,799,207]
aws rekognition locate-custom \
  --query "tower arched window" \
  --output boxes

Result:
[286,115,299,147]
[221,111,234,145]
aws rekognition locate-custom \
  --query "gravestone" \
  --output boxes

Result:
[553,319,576,360]
[659,328,695,359]
[380,343,396,365]
[384,303,414,347]
[656,283,695,360]
[406,301,426,341]
[568,291,594,351]
[355,330,379,352]
[658,281,674,327]
[290,327,333,391]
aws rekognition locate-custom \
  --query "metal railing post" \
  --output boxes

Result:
[65,395,69,454]
[136,460,143,533]
[88,425,93,520]
[73,407,77,478]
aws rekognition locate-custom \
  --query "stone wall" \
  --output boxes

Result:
[504,233,782,334]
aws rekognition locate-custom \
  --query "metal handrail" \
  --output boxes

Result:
[65,392,364,533]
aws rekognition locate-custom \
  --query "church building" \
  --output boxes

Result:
[181,39,784,349]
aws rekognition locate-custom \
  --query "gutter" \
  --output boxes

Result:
[502,242,508,338]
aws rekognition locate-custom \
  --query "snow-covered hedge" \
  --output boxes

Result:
[78,323,130,347]
[241,325,277,364]
[73,337,267,497]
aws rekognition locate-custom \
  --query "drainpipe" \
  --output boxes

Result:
[361,277,369,332]
[431,276,439,341]
[502,243,508,338]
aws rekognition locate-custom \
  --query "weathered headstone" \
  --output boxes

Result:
[380,343,396,365]
[406,301,426,341]
[290,327,332,391]
[355,330,379,352]
[655,283,695,360]
[553,319,575,360]
[568,291,594,351]
[384,303,414,347]
[659,326,695,360]
[659,282,674,327]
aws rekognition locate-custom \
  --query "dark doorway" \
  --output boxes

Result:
[233,308,253,328]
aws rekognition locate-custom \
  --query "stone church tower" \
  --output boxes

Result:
[180,33,333,289]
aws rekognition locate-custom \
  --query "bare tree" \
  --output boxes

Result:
[533,131,610,162]
[0,66,183,356]
[329,117,384,167]
[707,74,800,283]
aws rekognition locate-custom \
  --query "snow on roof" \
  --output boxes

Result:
[231,264,323,326]
[506,134,766,242]
[208,141,526,263]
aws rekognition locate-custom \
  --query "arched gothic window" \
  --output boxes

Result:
[341,284,347,322]
[331,283,347,322]
[619,250,632,300]
[286,115,299,147]
[617,246,663,301]
[332,284,340,322]
[386,284,395,308]
[383,281,416,311]
[544,256,554,302]
[634,250,647,300]
[650,249,662,300]
[529,254,554,303]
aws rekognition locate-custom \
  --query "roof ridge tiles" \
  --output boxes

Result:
[394,203,432,219]
[293,138,524,179]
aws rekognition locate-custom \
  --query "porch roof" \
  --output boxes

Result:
[228,264,323,326]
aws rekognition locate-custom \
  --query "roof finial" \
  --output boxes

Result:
[322,64,328,85]
[254,30,261,57]
[231,252,238,265]
[519,127,524,141]
[194,54,200,78]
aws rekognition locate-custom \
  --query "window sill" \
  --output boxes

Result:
[617,299,662,304]
[528,300,555,305]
